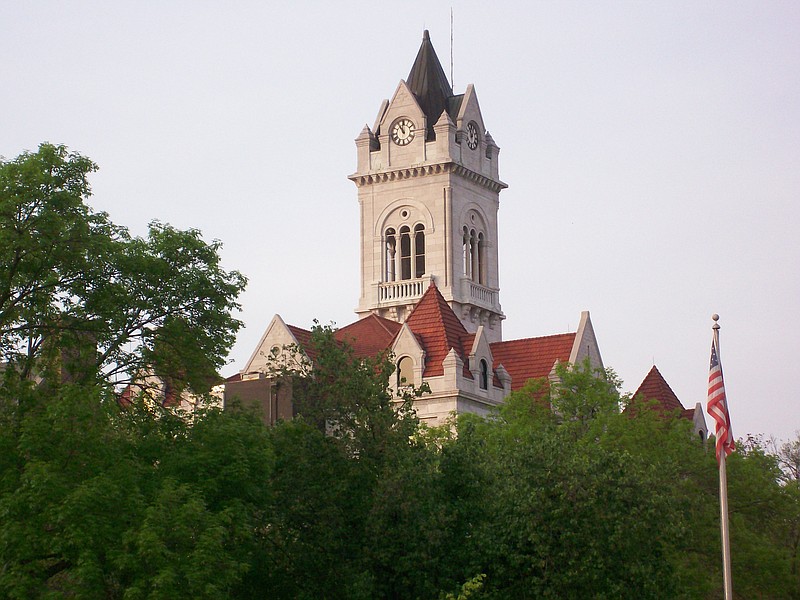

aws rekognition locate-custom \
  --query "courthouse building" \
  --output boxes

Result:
[226,30,611,426]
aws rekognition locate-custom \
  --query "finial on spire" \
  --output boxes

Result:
[423,29,430,41]
[712,313,720,331]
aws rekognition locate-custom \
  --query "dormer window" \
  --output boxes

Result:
[397,356,415,387]
[479,359,489,390]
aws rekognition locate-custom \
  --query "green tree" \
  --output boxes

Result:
[0,142,253,597]
[262,323,421,466]
[726,436,800,598]
[776,432,800,591]
[0,143,246,393]
[0,382,274,598]
[247,325,438,599]
[443,363,684,598]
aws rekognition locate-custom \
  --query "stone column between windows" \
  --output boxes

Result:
[410,231,416,280]
[387,238,396,282]
[471,231,479,283]
[394,238,401,283]
[444,186,452,286]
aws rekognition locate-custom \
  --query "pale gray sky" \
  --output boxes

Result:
[3,2,799,442]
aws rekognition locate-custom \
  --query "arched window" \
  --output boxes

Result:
[414,224,425,278]
[385,228,396,282]
[397,356,414,387]
[462,224,488,285]
[479,359,489,390]
[399,226,412,280]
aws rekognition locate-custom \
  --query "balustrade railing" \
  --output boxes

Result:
[463,279,498,309]
[378,276,431,303]
[377,276,498,310]
[472,282,495,304]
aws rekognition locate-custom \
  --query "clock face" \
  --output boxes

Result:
[391,118,415,146]
[466,121,479,150]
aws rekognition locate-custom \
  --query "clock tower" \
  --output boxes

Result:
[349,30,507,342]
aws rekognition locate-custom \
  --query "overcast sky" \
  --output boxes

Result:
[3,1,798,442]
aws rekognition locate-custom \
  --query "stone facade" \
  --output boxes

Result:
[350,32,506,342]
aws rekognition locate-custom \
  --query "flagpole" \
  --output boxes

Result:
[713,314,733,599]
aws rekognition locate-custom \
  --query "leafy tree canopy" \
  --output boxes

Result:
[0,143,246,394]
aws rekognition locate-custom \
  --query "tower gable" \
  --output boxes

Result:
[455,85,497,177]
[377,80,427,169]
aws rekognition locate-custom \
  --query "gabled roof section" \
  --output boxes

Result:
[335,313,402,358]
[404,282,470,377]
[569,311,604,369]
[630,365,687,416]
[285,324,314,359]
[490,333,577,391]
[407,30,454,140]
[241,314,310,374]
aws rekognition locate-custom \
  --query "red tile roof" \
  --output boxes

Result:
[281,317,402,365]
[404,283,470,377]
[630,365,692,420]
[490,333,576,391]
[275,284,580,394]
[335,313,402,357]
[286,324,316,360]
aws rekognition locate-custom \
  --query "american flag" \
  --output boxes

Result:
[708,339,734,462]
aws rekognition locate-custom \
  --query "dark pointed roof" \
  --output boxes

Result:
[407,30,457,139]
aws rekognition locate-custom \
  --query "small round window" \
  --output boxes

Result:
[400,209,410,219]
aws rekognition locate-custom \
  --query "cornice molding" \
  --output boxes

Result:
[349,161,507,193]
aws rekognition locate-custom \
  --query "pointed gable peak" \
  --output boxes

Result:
[406,280,449,321]
[404,281,470,377]
[434,109,454,128]
[632,365,686,415]
[407,30,453,140]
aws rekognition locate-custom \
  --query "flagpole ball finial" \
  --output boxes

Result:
[712,313,719,322]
